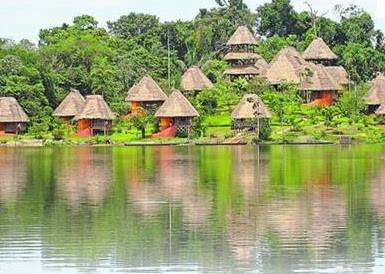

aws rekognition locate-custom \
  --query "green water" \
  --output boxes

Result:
[0,145,385,273]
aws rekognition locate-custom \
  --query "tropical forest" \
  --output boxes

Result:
[1,0,385,145]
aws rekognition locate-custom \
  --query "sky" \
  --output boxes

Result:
[0,0,383,43]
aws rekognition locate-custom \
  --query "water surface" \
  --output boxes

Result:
[0,145,385,273]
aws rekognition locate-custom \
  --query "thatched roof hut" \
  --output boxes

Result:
[231,94,272,120]
[366,73,385,105]
[302,37,338,61]
[126,75,167,102]
[299,64,342,92]
[224,52,262,61]
[53,89,85,118]
[0,97,29,123]
[75,95,115,121]
[325,66,349,87]
[226,26,258,46]
[155,90,199,118]
[181,66,214,92]
[265,47,308,85]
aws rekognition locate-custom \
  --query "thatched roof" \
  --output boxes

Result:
[375,104,385,115]
[224,65,262,76]
[181,66,214,92]
[0,97,29,123]
[303,37,338,61]
[325,66,349,86]
[126,75,167,102]
[299,64,342,91]
[75,95,115,120]
[255,57,269,75]
[265,47,309,85]
[224,52,262,61]
[366,73,385,105]
[53,89,85,117]
[155,89,199,118]
[231,94,272,119]
[226,26,257,46]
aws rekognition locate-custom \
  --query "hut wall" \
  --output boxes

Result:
[232,118,268,130]
[0,123,4,135]
[368,104,381,114]
[130,102,142,115]
[2,122,27,134]
[160,117,173,131]
[78,119,91,131]
[302,91,336,106]
[174,117,193,136]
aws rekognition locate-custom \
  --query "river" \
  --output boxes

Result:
[0,145,384,273]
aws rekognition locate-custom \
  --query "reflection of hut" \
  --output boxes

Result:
[53,89,85,123]
[231,94,271,130]
[56,147,112,208]
[181,66,214,93]
[224,26,263,80]
[299,64,342,106]
[125,76,167,115]
[325,66,349,89]
[264,47,309,85]
[302,37,338,64]
[155,89,199,135]
[75,95,115,136]
[366,73,385,114]
[0,97,29,134]
[0,148,26,203]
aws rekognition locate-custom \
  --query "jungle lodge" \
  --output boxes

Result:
[224,26,265,80]
[75,95,115,136]
[53,89,85,123]
[231,94,271,130]
[366,72,385,113]
[181,66,214,93]
[155,89,199,136]
[299,64,342,106]
[0,97,29,135]
[126,75,168,115]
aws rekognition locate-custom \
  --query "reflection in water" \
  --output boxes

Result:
[55,147,112,207]
[0,148,26,203]
[1,145,385,273]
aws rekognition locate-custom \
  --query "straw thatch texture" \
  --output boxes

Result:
[231,94,272,119]
[366,73,385,105]
[0,97,29,123]
[299,64,342,91]
[75,95,115,120]
[302,37,338,61]
[375,104,385,115]
[325,66,349,86]
[53,89,85,117]
[126,75,167,102]
[226,26,257,46]
[255,57,269,75]
[224,65,262,76]
[181,66,214,92]
[155,90,199,118]
[224,52,262,61]
[265,47,309,84]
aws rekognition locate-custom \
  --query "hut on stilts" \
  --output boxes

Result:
[231,94,271,131]
[181,66,214,94]
[154,89,199,137]
[126,75,168,115]
[75,95,115,136]
[0,97,29,135]
[53,89,85,124]
[366,72,385,114]
[224,26,267,80]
